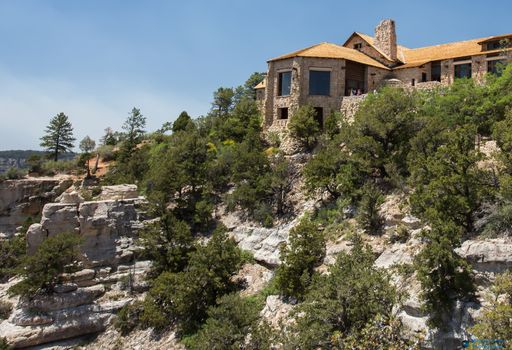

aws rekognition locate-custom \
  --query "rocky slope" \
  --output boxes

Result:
[0,173,511,349]
[0,183,151,349]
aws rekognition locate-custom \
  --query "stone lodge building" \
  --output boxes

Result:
[256,19,511,130]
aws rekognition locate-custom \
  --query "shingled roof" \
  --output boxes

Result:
[268,42,389,69]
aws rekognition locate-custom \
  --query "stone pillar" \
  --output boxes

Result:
[374,19,397,61]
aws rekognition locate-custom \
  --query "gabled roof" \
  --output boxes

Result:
[477,34,512,44]
[342,32,409,63]
[268,42,389,69]
[395,36,509,69]
[254,80,266,89]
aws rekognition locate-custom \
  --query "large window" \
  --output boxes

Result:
[278,71,291,96]
[454,63,472,79]
[488,59,506,76]
[309,70,331,96]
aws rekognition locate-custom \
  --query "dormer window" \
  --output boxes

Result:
[353,43,363,50]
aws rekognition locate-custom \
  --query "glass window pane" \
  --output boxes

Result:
[278,72,291,96]
[454,63,472,79]
[309,71,330,96]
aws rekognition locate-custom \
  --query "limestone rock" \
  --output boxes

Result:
[39,203,80,237]
[0,177,72,238]
[0,302,120,348]
[79,200,139,265]
[236,263,273,297]
[22,285,105,312]
[97,184,138,201]
[260,295,294,327]
[57,190,85,204]
[230,220,296,266]
[26,223,45,255]
[374,243,414,269]
[455,238,512,273]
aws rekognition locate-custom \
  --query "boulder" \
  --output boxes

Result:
[26,223,45,255]
[57,191,85,204]
[79,200,139,265]
[455,239,512,273]
[0,177,71,237]
[22,285,105,312]
[231,221,294,266]
[97,185,138,201]
[40,203,80,236]
[374,243,414,269]
[235,263,273,296]
[0,302,124,348]
[260,295,294,327]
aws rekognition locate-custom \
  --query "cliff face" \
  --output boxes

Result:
[0,177,73,239]
[0,184,151,349]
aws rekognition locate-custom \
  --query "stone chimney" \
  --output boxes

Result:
[374,19,397,61]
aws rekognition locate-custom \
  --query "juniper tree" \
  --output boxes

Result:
[40,112,75,161]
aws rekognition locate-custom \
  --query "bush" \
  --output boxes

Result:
[141,213,194,276]
[0,301,12,320]
[281,235,397,348]
[185,293,260,350]
[0,235,26,282]
[114,300,144,335]
[8,233,82,298]
[4,167,25,180]
[470,271,512,343]
[0,337,11,350]
[414,221,475,328]
[275,217,325,300]
[356,182,383,235]
[141,227,243,334]
[288,105,321,149]
[41,159,79,175]
[96,144,116,162]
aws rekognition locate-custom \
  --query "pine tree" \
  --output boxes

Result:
[40,112,75,161]
[79,136,96,177]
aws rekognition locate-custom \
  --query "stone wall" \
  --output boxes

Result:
[374,19,397,61]
[340,95,366,122]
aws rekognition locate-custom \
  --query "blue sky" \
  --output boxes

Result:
[1,0,511,150]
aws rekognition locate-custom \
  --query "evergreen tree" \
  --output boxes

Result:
[172,111,194,133]
[40,112,75,161]
[100,127,117,146]
[288,105,321,149]
[79,136,96,177]
[275,217,325,300]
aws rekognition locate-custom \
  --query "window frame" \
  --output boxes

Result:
[454,62,472,79]
[277,70,292,97]
[308,69,331,96]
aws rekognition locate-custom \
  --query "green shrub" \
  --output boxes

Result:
[4,167,25,180]
[275,217,326,300]
[41,159,78,175]
[0,337,11,350]
[114,300,144,335]
[96,144,116,162]
[288,105,321,149]
[470,271,512,342]
[0,301,12,320]
[356,182,383,235]
[414,221,475,328]
[141,227,243,334]
[185,293,260,350]
[482,202,512,237]
[141,213,194,276]
[8,233,82,298]
[281,235,397,348]
[0,235,26,282]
